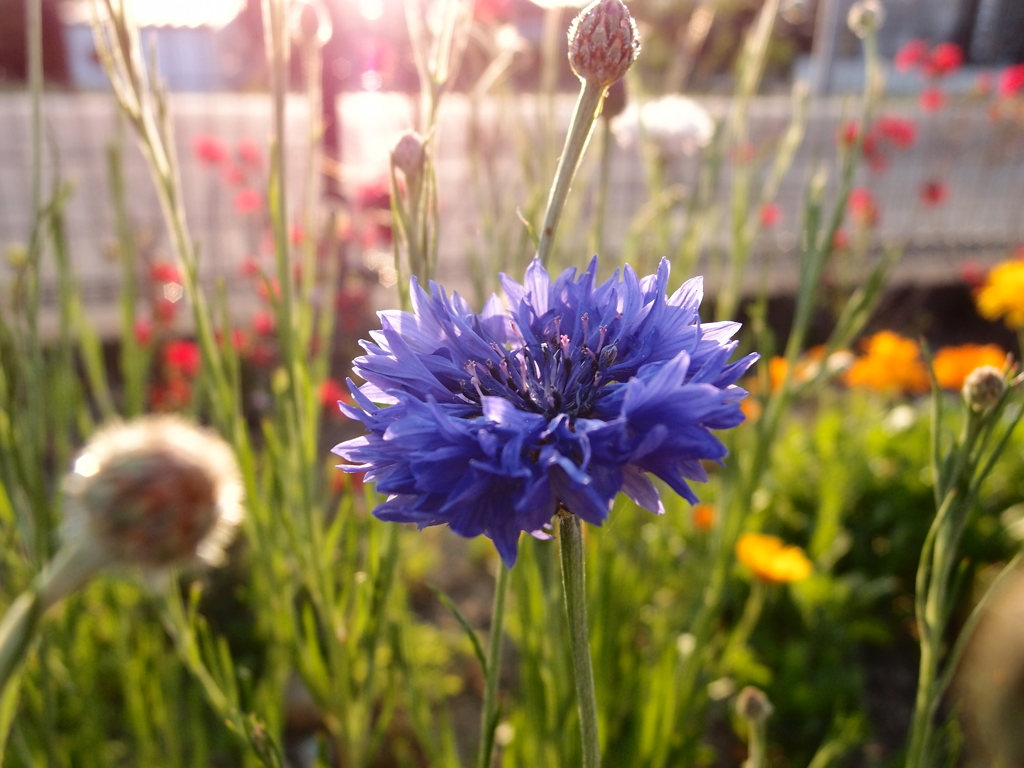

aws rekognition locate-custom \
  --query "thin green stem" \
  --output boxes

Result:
[559,514,600,768]
[746,719,767,768]
[476,561,510,768]
[536,79,605,269]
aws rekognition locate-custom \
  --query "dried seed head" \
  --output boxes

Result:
[567,0,640,88]
[846,0,885,39]
[962,365,1007,412]
[392,131,426,181]
[63,416,244,569]
[736,686,774,723]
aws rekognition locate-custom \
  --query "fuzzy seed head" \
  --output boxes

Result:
[568,0,640,88]
[736,686,774,723]
[63,416,244,569]
[962,365,1006,412]
[846,0,885,39]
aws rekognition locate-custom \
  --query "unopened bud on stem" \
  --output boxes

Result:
[962,365,1007,412]
[736,686,774,723]
[846,0,885,39]
[392,131,426,184]
[568,0,640,88]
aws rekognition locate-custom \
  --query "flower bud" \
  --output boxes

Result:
[291,0,333,47]
[568,0,640,88]
[391,131,426,182]
[962,365,1006,412]
[846,0,885,39]
[62,416,244,569]
[5,242,27,269]
[736,686,773,723]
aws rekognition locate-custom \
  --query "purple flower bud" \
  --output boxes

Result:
[568,0,640,88]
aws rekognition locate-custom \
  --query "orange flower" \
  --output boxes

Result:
[976,259,1024,330]
[740,397,762,422]
[692,503,716,531]
[932,344,1007,390]
[736,533,812,584]
[845,332,929,394]
[768,346,833,391]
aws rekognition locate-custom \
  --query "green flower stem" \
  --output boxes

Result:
[0,543,105,695]
[559,514,600,768]
[0,591,43,697]
[476,561,510,768]
[746,718,767,768]
[536,79,605,269]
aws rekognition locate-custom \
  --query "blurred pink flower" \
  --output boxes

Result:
[238,138,262,168]
[760,203,780,228]
[919,87,945,112]
[895,39,928,73]
[194,135,228,165]
[234,188,262,214]
[999,64,1024,96]
[920,179,947,207]
[926,43,963,77]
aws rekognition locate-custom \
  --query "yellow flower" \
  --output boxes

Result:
[845,331,929,394]
[976,260,1024,330]
[736,533,812,584]
[932,344,1008,390]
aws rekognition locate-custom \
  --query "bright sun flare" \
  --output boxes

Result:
[128,0,246,28]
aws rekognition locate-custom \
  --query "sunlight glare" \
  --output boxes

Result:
[358,0,385,21]
[128,0,245,28]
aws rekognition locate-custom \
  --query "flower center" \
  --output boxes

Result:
[462,314,618,420]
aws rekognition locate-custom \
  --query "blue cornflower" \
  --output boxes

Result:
[333,258,757,566]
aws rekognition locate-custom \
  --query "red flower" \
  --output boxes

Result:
[216,328,248,352]
[926,43,963,77]
[355,179,391,211]
[876,115,916,148]
[290,224,306,246]
[848,187,880,228]
[150,261,182,284]
[960,260,986,289]
[194,135,228,165]
[319,378,347,408]
[253,310,275,335]
[155,297,178,323]
[838,120,884,168]
[919,87,945,112]
[150,378,193,411]
[760,203,780,228]
[222,164,246,186]
[234,188,262,214]
[164,340,201,378]
[238,138,262,168]
[240,256,261,278]
[249,344,275,367]
[256,277,281,301]
[134,318,153,346]
[999,63,1024,97]
[920,179,947,207]
[895,39,928,73]
[832,228,850,250]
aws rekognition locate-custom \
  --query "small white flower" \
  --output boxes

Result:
[612,95,715,155]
